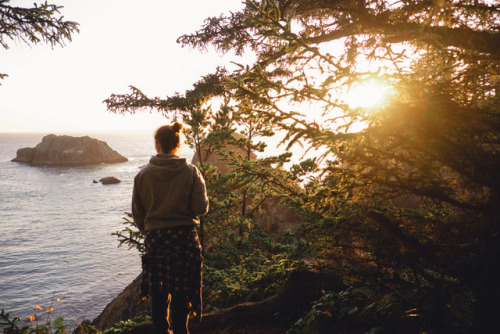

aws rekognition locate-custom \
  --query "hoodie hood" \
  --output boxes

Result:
[147,154,188,181]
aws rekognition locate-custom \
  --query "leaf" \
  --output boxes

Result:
[368,326,383,334]
[53,317,64,328]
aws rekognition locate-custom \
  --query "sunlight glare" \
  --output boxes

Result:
[344,79,393,109]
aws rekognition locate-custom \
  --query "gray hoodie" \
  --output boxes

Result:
[132,154,209,232]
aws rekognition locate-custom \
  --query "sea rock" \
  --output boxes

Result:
[14,147,36,163]
[99,176,121,185]
[191,133,257,175]
[192,136,302,237]
[11,134,128,166]
[256,198,303,237]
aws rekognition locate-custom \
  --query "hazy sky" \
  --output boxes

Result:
[0,0,247,133]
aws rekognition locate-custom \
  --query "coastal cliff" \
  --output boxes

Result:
[88,271,342,334]
[12,134,128,166]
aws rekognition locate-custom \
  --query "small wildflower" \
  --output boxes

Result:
[34,305,42,310]
[46,307,54,312]
[29,316,35,322]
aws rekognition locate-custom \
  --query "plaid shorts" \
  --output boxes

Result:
[140,226,203,320]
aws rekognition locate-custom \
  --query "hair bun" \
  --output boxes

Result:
[172,122,183,133]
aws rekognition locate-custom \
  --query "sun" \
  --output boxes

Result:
[344,78,393,109]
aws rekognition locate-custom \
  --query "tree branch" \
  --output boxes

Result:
[306,22,500,56]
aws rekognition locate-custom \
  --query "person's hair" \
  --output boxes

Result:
[154,122,183,154]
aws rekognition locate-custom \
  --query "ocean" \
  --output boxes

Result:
[0,131,194,330]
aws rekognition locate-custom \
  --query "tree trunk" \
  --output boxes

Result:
[469,234,500,332]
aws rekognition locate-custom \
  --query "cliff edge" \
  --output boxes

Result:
[86,271,342,334]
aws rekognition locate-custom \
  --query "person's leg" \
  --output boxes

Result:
[151,290,170,334]
[170,294,190,334]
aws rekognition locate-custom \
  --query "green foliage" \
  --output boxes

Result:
[112,212,144,255]
[108,0,500,330]
[103,315,151,334]
[1,310,65,334]
[203,226,307,311]
[0,0,79,50]
[104,68,229,116]
[288,279,476,334]
[177,0,499,331]
[1,309,26,334]
[286,287,421,334]
[185,103,235,165]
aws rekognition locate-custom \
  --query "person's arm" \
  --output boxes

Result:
[191,167,209,216]
[132,177,146,233]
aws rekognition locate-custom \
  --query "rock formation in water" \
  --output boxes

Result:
[12,134,128,166]
[99,176,122,185]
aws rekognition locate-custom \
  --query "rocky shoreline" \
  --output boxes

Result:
[83,271,341,334]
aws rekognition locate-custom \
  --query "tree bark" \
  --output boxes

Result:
[307,23,500,57]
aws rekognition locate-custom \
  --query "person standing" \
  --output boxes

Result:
[132,122,209,334]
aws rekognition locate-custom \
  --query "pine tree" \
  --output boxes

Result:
[0,0,79,82]
[107,1,500,330]
[176,0,500,331]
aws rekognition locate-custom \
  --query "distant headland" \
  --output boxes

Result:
[11,134,128,166]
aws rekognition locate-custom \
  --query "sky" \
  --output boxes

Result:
[0,0,248,133]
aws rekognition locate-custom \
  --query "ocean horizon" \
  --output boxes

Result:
[0,130,195,330]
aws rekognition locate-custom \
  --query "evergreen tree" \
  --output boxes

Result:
[0,0,79,82]
[175,0,499,332]
[107,0,499,330]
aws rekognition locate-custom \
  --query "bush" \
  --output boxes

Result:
[1,309,65,334]
[202,225,307,311]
